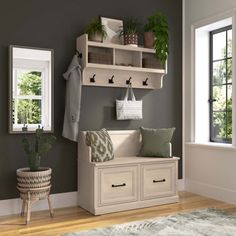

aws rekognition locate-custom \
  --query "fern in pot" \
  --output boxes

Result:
[120,18,140,47]
[16,126,56,199]
[85,17,107,42]
[144,11,169,66]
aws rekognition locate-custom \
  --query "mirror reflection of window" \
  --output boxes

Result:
[10,46,54,133]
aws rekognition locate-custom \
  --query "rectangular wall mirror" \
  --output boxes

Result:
[9,45,54,133]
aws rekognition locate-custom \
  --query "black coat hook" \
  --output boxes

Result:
[109,75,114,84]
[126,77,132,85]
[143,78,148,86]
[90,74,96,83]
[76,50,82,58]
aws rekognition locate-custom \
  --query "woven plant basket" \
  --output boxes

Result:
[142,58,164,69]
[16,167,52,199]
[88,52,113,65]
[124,34,138,47]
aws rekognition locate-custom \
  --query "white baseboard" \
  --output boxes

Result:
[178,179,185,191]
[0,179,185,217]
[0,191,78,217]
[186,179,236,205]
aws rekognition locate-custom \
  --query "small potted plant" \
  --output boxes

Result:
[16,126,56,199]
[144,11,169,66]
[120,18,140,47]
[85,17,107,42]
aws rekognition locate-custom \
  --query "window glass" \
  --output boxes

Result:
[16,99,42,125]
[227,58,232,83]
[213,61,226,84]
[213,31,226,60]
[213,85,226,111]
[212,111,227,141]
[210,26,232,143]
[228,29,232,57]
[17,70,42,96]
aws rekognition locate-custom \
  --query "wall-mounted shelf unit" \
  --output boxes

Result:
[76,34,167,89]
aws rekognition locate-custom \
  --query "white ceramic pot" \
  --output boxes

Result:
[89,33,103,42]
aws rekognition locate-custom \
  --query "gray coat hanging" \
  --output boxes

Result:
[62,55,82,142]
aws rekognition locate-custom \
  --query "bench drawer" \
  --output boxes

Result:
[98,166,138,206]
[141,163,176,200]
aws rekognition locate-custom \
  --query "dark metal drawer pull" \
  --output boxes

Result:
[153,179,166,183]
[112,183,126,188]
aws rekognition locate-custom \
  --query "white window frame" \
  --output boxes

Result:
[191,11,236,146]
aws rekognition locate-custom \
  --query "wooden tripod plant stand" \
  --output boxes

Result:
[18,186,54,224]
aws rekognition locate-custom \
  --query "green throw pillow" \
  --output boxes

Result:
[86,128,114,162]
[139,127,176,157]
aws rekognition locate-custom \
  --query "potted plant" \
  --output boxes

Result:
[120,18,140,47]
[16,126,56,199]
[144,11,169,66]
[85,17,107,42]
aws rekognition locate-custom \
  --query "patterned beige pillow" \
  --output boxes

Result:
[86,129,114,162]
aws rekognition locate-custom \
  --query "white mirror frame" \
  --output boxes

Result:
[9,45,54,133]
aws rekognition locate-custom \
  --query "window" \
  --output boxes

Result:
[209,26,232,143]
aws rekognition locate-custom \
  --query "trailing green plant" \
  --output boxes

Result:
[119,18,140,36]
[144,12,169,65]
[22,125,56,171]
[85,18,107,39]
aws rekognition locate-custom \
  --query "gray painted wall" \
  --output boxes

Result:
[0,0,182,200]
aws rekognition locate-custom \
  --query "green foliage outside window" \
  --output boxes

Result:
[17,99,41,124]
[18,71,42,95]
[213,95,232,140]
[212,34,232,142]
[14,71,42,125]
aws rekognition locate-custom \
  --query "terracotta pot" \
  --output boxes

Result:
[144,31,155,48]
[16,167,52,199]
[89,33,103,42]
[124,34,138,47]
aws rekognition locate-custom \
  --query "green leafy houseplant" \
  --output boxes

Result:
[120,18,140,46]
[85,18,107,42]
[144,12,169,66]
[22,126,56,171]
[120,18,140,36]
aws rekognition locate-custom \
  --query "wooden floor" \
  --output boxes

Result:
[0,191,236,236]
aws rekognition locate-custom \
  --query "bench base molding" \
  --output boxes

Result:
[80,195,179,215]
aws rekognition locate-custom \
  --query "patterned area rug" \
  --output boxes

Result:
[63,208,236,236]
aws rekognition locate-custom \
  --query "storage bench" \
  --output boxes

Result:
[78,130,179,215]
